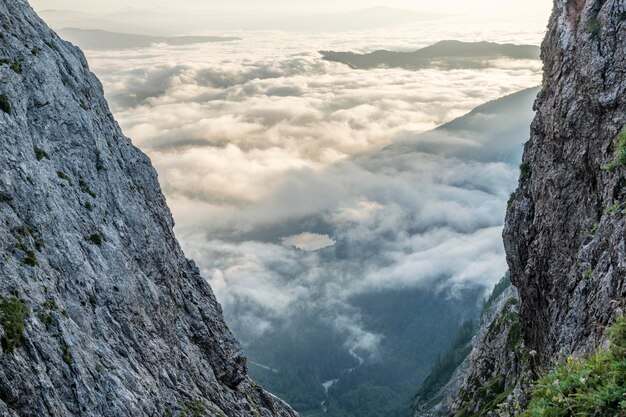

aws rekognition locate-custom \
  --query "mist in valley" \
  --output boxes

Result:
[32,3,550,416]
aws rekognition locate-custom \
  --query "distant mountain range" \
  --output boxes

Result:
[320,40,541,70]
[39,6,445,34]
[381,86,541,165]
[58,28,240,50]
[39,9,171,35]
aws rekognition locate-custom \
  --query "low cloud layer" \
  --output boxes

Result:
[81,26,542,370]
[282,233,336,251]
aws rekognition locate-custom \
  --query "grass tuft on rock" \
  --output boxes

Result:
[602,128,626,171]
[0,296,29,352]
[57,171,72,185]
[87,233,103,246]
[61,343,73,367]
[520,162,532,180]
[588,17,601,39]
[521,317,626,416]
[183,399,208,417]
[0,58,22,74]
[34,146,49,161]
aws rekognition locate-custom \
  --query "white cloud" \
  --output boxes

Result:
[332,200,384,223]
[282,233,336,251]
[360,227,509,292]
[77,24,542,354]
[334,315,384,363]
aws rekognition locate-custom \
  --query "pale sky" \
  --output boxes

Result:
[31,0,551,19]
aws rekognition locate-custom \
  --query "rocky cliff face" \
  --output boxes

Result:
[413,280,530,417]
[450,286,530,417]
[418,2,626,415]
[0,2,297,417]
[504,0,626,368]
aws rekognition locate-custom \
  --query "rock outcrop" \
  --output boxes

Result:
[0,1,297,417]
[413,277,530,417]
[450,286,530,417]
[504,0,626,368]
[417,3,626,413]
[435,0,626,415]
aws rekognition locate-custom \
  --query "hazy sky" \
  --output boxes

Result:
[31,0,550,18]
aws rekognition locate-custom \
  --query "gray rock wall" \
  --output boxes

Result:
[0,1,297,416]
[419,1,626,416]
[504,0,626,367]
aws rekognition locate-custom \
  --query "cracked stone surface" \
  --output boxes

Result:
[504,0,626,367]
[0,1,298,416]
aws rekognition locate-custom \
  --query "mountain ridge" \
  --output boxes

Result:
[58,28,240,50]
[320,41,540,70]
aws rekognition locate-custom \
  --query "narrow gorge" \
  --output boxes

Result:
[2,0,625,417]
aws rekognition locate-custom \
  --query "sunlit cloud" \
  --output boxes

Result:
[75,24,542,361]
[282,233,336,251]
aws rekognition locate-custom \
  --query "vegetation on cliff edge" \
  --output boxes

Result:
[412,319,476,409]
[0,296,29,352]
[521,317,626,417]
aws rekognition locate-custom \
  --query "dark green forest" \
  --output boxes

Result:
[246,287,483,417]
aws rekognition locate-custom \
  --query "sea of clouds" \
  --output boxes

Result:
[80,18,545,358]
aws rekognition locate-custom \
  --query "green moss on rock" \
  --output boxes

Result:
[0,296,29,352]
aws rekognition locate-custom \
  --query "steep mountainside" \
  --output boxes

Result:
[0,1,297,416]
[412,276,529,417]
[504,0,626,367]
[449,285,529,417]
[415,2,626,415]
